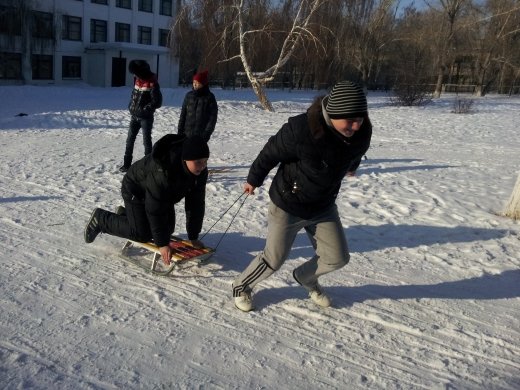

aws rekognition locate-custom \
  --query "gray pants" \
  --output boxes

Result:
[232,202,350,297]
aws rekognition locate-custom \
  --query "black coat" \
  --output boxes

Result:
[121,134,207,246]
[247,97,372,219]
[128,75,163,119]
[178,86,218,142]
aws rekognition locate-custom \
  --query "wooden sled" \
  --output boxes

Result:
[121,236,215,276]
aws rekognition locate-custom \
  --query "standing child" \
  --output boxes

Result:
[120,59,163,173]
[177,70,218,143]
[232,81,372,312]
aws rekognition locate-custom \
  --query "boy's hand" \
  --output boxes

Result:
[244,183,256,195]
[159,246,172,266]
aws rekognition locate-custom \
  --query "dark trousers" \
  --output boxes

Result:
[97,199,175,244]
[124,116,154,160]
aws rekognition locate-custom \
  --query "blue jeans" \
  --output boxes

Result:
[232,202,350,297]
[124,115,154,159]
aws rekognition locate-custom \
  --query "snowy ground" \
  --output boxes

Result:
[0,84,519,389]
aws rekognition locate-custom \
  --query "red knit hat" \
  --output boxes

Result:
[193,70,208,86]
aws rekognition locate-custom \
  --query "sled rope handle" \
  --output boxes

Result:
[200,192,249,249]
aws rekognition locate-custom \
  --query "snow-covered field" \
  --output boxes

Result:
[0,84,519,389]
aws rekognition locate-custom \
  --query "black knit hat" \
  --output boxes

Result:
[182,136,210,161]
[325,81,367,119]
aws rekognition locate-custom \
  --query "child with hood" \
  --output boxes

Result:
[120,59,163,173]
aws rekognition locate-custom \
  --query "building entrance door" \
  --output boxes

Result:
[111,57,126,87]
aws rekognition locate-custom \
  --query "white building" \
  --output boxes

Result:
[0,0,179,88]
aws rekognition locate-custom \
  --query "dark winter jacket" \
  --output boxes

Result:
[247,97,372,219]
[178,85,218,142]
[128,75,163,119]
[121,134,207,246]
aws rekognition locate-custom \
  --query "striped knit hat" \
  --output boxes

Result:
[325,81,367,119]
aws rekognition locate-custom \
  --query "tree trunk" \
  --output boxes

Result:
[251,79,274,112]
[503,173,520,220]
[474,52,492,97]
[433,71,444,98]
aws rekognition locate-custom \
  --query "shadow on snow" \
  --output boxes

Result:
[254,269,520,309]
[0,195,64,203]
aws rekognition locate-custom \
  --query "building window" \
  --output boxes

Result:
[32,11,54,39]
[91,0,108,4]
[90,19,107,42]
[0,52,22,79]
[138,0,153,13]
[62,15,82,41]
[160,0,172,16]
[0,6,22,35]
[32,54,53,80]
[116,0,132,8]
[158,29,169,47]
[115,22,131,42]
[62,56,82,78]
[138,26,152,45]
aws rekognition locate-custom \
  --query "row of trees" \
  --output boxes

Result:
[170,0,520,110]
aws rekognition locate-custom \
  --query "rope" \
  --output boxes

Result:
[200,192,249,249]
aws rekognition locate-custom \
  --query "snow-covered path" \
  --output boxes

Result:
[0,86,519,389]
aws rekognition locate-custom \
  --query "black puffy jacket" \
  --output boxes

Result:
[121,134,207,246]
[128,75,163,119]
[177,86,218,142]
[247,97,372,219]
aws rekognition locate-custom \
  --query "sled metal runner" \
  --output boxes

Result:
[121,236,215,276]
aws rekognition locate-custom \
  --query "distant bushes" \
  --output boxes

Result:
[452,97,475,113]
[390,84,432,106]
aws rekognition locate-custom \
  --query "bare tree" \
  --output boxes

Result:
[291,0,341,89]
[468,0,520,96]
[173,0,326,111]
[426,0,470,98]
[338,0,399,88]
[229,0,326,110]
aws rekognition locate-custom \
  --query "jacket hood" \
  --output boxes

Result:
[151,134,186,167]
[129,59,154,80]
[306,96,327,139]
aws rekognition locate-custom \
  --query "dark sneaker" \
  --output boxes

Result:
[84,208,102,243]
[115,205,126,216]
[119,165,129,173]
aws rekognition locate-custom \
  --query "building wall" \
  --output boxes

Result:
[0,0,179,88]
